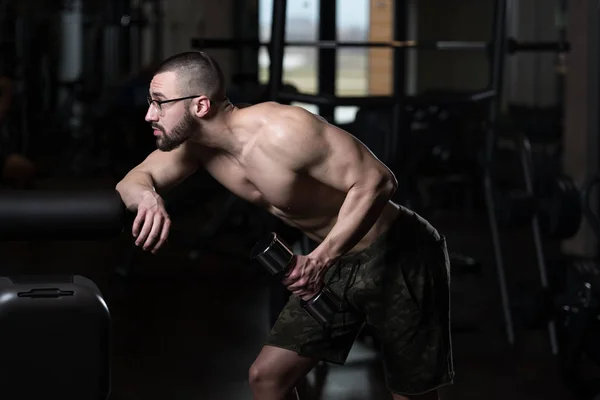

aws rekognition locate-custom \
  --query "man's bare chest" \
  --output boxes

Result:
[200,148,342,218]
[235,162,321,214]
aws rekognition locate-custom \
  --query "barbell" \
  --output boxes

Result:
[496,174,583,240]
[191,37,570,54]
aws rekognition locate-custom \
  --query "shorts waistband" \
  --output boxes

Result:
[338,211,441,265]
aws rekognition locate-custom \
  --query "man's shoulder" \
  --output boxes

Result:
[255,102,325,127]
[236,102,326,148]
[241,101,316,115]
[238,101,287,113]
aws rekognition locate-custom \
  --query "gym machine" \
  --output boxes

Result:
[58,0,164,177]
[0,189,127,400]
[1,0,163,177]
[483,1,580,356]
[551,172,600,399]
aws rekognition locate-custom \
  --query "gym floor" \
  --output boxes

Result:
[0,176,592,400]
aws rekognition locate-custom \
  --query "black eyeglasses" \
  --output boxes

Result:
[147,95,203,113]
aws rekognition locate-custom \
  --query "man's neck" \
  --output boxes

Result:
[191,103,246,157]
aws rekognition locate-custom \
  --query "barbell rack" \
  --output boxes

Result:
[190,37,569,53]
[190,0,571,354]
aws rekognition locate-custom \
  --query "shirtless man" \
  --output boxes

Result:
[116,51,454,400]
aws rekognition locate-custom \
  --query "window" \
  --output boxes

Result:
[336,0,369,97]
[259,0,370,124]
[259,0,319,95]
[335,0,369,124]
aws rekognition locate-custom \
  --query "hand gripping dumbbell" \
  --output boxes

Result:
[251,232,343,329]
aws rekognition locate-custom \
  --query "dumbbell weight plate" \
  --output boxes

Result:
[250,232,294,276]
[538,175,583,240]
[251,232,344,329]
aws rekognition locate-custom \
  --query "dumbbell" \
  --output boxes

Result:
[251,232,343,329]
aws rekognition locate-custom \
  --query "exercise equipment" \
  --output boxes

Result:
[495,173,582,239]
[0,275,111,400]
[537,175,583,239]
[510,281,555,330]
[0,189,131,399]
[553,172,600,398]
[479,1,581,351]
[191,36,569,53]
[191,0,575,353]
[3,0,164,178]
[0,189,126,241]
[507,169,600,395]
[582,171,600,239]
[555,258,600,399]
[251,232,343,330]
[514,134,560,353]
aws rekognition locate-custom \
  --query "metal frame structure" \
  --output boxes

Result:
[190,0,573,352]
[264,0,517,348]
[484,0,514,348]
[318,0,336,121]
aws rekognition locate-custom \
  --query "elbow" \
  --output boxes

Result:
[379,171,398,198]
[114,169,154,204]
[387,172,399,195]
[115,174,132,194]
[114,180,126,196]
[370,171,397,200]
[114,180,130,207]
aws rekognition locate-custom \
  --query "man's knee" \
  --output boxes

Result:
[248,361,266,387]
[248,345,318,395]
[248,359,280,390]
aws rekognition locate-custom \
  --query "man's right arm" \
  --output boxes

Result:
[115,143,201,211]
[115,144,202,253]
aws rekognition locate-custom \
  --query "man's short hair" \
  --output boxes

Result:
[154,51,226,102]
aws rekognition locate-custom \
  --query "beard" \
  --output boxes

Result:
[154,110,198,152]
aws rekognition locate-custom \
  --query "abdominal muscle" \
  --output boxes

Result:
[265,196,402,255]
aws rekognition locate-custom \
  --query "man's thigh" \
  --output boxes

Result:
[265,287,365,365]
[361,236,454,396]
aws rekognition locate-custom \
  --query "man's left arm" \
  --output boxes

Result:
[273,109,397,298]
[306,128,397,268]
[311,166,397,268]
[279,115,398,268]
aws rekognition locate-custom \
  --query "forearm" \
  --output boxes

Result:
[115,170,156,211]
[311,178,396,266]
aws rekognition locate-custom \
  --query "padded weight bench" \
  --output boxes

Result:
[0,189,126,400]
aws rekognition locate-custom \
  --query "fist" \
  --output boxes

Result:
[132,190,171,254]
[281,255,327,301]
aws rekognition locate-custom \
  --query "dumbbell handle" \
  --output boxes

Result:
[251,232,295,276]
[251,232,343,328]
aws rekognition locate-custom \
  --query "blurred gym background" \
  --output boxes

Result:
[1,0,599,399]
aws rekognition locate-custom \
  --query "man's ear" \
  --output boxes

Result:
[193,96,211,118]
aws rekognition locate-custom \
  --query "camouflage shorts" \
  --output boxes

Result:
[265,212,455,395]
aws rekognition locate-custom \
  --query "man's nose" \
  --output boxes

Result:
[145,106,158,122]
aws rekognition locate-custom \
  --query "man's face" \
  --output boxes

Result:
[145,72,199,152]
